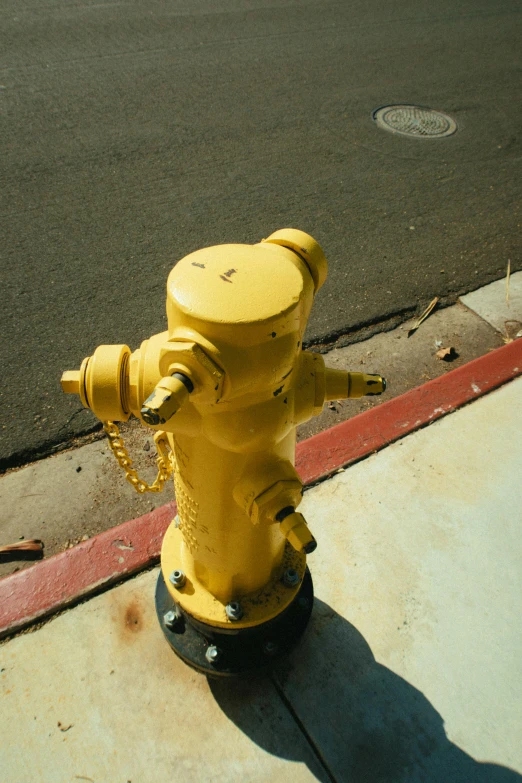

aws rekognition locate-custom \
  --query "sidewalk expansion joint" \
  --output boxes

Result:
[271,673,338,783]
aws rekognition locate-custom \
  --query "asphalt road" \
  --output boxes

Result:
[1,0,521,470]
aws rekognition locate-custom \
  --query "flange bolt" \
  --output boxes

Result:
[205,645,223,665]
[263,641,279,656]
[169,569,187,589]
[163,609,181,630]
[283,568,300,587]
[225,601,244,621]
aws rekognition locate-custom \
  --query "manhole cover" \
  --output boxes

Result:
[373,105,457,138]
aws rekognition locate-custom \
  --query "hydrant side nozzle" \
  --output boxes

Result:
[140,372,193,426]
[61,347,131,420]
[277,507,317,554]
[323,368,349,401]
[233,460,303,525]
[347,372,387,398]
[323,368,387,400]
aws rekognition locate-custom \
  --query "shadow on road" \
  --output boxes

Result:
[210,599,521,783]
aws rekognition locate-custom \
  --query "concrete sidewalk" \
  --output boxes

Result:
[1,366,521,781]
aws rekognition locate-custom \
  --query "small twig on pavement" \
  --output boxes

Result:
[0,539,44,557]
[408,297,439,337]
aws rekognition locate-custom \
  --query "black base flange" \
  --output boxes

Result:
[155,568,314,677]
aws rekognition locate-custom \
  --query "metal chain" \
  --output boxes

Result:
[103,421,174,494]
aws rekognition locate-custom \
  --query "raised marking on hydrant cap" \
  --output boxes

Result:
[60,228,388,675]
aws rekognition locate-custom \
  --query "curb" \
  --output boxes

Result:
[297,337,521,484]
[1,339,520,640]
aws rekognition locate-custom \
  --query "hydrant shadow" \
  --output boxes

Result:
[209,599,521,783]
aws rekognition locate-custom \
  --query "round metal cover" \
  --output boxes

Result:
[373,105,457,138]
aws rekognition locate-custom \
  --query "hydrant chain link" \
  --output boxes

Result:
[103,421,174,494]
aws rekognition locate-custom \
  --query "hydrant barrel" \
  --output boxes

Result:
[61,229,387,674]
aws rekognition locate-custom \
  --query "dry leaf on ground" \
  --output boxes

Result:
[436,347,458,361]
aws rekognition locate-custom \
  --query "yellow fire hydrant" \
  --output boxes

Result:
[62,229,385,675]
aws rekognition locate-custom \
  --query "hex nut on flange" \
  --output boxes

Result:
[163,609,181,630]
[225,601,244,621]
[205,645,223,665]
[169,569,187,589]
[283,568,300,587]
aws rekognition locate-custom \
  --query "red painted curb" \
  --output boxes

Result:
[296,338,522,485]
[0,502,176,640]
[1,339,520,639]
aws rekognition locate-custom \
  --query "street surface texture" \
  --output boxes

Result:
[1,0,521,468]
